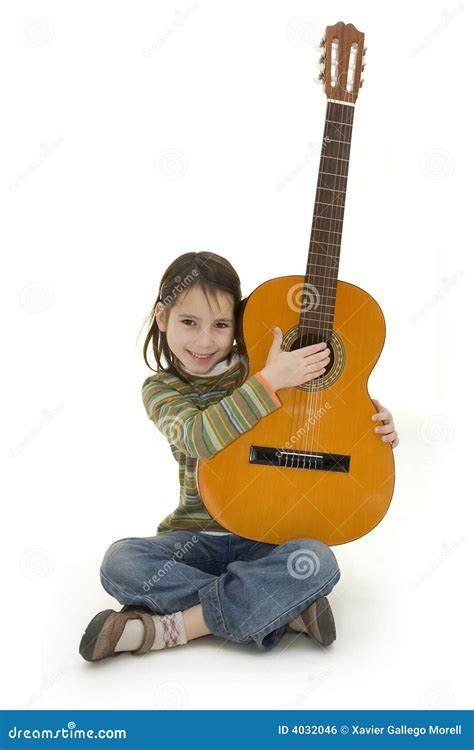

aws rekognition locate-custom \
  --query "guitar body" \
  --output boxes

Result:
[198,275,395,545]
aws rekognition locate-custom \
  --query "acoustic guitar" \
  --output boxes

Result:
[198,21,395,546]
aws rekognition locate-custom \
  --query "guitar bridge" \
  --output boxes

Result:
[249,445,350,473]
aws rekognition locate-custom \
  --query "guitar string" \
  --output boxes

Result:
[286,98,347,472]
[308,87,353,470]
[287,95,345,472]
[313,94,353,468]
[308,97,346,466]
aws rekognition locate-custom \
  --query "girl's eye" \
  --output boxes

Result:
[181,320,229,328]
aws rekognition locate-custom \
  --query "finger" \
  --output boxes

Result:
[380,431,397,443]
[372,409,391,422]
[301,342,328,355]
[374,423,394,435]
[391,437,400,448]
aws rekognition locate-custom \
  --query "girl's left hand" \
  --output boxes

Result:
[371,399,399,448]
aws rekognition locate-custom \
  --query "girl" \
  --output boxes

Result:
[79,251,399,661]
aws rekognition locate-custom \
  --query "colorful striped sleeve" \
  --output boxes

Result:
[142,372,282,459]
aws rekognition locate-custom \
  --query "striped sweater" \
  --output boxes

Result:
[142,352,282,535]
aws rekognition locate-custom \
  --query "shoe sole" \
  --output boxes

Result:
[79,609,118,662]
[311,596,336,646]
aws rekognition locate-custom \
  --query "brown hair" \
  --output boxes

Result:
[139,251,243,376]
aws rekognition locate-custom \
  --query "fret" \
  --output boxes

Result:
[315,201,345,209]
[316,186,346,194]
[322,138,350,146]
[311,227,343,236]
[305,305,334,318]
[326,119,353,127]
[309,241,342,248]
[321,155,349,162]
[319,170,348,179]
[312,217,344,226]
[301,293,337,302]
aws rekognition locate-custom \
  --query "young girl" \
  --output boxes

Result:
[79,251,399,661]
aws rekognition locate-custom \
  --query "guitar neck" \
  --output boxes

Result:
[300,99,356,340]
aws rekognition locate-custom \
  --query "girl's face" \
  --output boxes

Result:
[156,284,236,374]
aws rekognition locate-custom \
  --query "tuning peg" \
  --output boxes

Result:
[319,54,326,64]
[361,63,366,71]
[363,46,367,55]
[320,37,326,47]
[318,71,325,81]
[359,78,364,87]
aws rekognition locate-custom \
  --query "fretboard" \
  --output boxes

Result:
[299,100,355,340]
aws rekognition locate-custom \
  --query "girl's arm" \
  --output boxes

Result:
[142,371,281,459]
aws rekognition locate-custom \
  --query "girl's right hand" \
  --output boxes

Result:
[259,327,330,392]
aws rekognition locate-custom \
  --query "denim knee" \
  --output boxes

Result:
[284,538,341,584]
[99,537,137,593]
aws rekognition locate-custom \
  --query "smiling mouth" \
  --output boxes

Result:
[186,350,217,360]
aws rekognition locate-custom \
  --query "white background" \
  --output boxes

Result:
[1,0,471,711]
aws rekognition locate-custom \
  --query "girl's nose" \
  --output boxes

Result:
[193,328,217,347]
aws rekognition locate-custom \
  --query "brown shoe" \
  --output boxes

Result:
[286,597,336,646]
[79,609,155,662]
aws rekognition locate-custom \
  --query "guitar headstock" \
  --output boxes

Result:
[318,21,366,103]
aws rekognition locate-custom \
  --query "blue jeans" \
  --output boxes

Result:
[99,531,341,652]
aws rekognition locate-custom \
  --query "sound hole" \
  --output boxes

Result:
[289,331,334,377]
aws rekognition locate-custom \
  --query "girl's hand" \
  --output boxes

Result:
[260,327,330,391]
[371,399,399,448]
